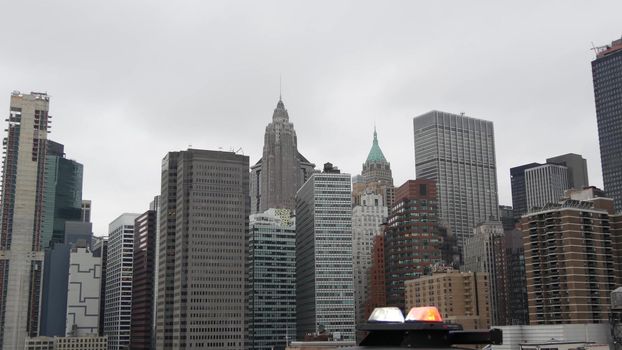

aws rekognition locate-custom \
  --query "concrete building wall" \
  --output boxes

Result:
[0,92,50,349]
[525,164,569,211]
[491,324,611,350]
[405,270,490,330]
[66,246,101,336]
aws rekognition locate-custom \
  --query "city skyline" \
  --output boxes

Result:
[1,2,621,236]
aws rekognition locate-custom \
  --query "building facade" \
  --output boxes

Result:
[157,149,249,349]
[352,193,388,329]
[592,36,622,212]
[66,244,101,336]
[104,213,140,350]
[413,111,499,251]
[82,200,92,222]
[247,209,296,350]
[510,163,543,219]
[524,164,569,212]
[545,154,589,190]
[250,98,315,213]
[295,164,355,341]
[91,237,108,337]
[405,270,490,330]
[366,233,386,320]
[503,229,529,325]
[130,210,157,350]
[463,221,506,326]
[384,179,443,309]
[0,91,50,349]
[521,191,621,324]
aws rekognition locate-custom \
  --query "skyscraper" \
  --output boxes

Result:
[352,128,394,208]
[41,140,83,249]
[247,209,296,350]
[592,36,622,212]
[511,154,589,218]
[104,213,140,350]
[384,179,442,309]
[525,163,569,211]
[0,91,51,349]
[352,192,387,331]
[250,98,315,213]
[157,149,248,349]
[130,210,157,350]
[413,111,499,251]
[66,242,101,336]
[296,163,355,341]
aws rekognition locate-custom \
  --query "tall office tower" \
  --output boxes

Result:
[247,209,296,350]
[130,210,156,350]
[503,229,529,325]
[352,129,395,208]
[41,140,83,248]
[413,111,499,251]
[156,152,178,350]
[104,213,140,350]
[592,37,622,211]
[524,164,569,211]
[384,179,442,309]
[296,163,355,341]
[546,154,589,189]
[157,149,248,349]
[0,91,50,349]
[510,163,542,218]
[463,221,506,326]
[499,205,515,231]
[66,242,101,336]
[352,192,387,331]
[522,188,622,324]
[92,237,108,337]
[40,222,93,337]
[405,270,490,330]
[82,200,92,222]
[250,98,315,214]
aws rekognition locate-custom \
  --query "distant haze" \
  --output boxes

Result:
[1,1,620,235]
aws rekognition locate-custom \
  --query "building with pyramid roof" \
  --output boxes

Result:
[353,128,395,208]
[250,98,315,214]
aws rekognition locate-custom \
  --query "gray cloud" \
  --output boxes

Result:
[1,0,619,235]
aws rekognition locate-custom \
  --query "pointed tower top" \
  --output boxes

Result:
[273,96,288,121]
[366,127,387,163]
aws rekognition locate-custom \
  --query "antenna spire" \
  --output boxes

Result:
[279,75,282,101]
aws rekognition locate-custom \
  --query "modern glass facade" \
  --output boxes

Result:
[41,154,83,249]
[247,209,296,350]
[295,169,355,341]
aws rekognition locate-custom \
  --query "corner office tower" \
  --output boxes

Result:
[413,111,499,251]
[0,92,51,349]
[250,98,315,214]
[592,37,622,212]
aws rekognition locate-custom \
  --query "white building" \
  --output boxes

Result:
[525,164,569,212]
[351,192,387,328]
[66,245,101,336]
[25,336,108,350]
[104,213,139,350]
[295,163,355,341]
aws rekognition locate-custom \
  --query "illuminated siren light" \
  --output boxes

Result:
[368,306,443,323]
[361,306,502,347]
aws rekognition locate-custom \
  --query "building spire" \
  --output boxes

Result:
[366,127,387,163]
[279,75,282,101]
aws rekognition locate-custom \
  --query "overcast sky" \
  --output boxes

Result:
[1,1,621,236]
